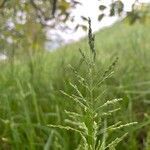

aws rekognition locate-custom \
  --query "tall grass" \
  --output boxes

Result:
[48,18,137,149]
[0,21,150,149]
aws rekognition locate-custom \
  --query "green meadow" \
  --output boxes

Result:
[0,22,150,149]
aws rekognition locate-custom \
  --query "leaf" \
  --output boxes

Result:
[117,1,124,15]
[110,3,115,16]
[59,0,70,13]
[74,24,80,31]
[81,16,88,21]
[109,1,124,16]
[74,24,87,31]
[81,25,87,31]
[62,12,69,22]
[72,0,82,5]
[98,14,105,21]
[44,131,54,150]
[99,5,106,10]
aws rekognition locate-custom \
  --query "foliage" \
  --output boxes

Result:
[126,4,150,24]
[0,0,80,54]
[0,0,150,57]
[98,0,150,24]
[0,21,150,149]
[48,18,137,149]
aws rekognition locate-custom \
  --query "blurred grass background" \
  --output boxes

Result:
[0,21,150,149]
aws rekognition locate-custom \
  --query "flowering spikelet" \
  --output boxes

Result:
[103,56,119,78]
[88,17,96,61]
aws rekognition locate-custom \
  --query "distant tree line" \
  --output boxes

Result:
[0,0,149,55]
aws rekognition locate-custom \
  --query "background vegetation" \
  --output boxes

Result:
[0,0,150,150]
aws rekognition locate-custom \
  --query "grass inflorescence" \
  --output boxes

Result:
[48,18,137,150]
